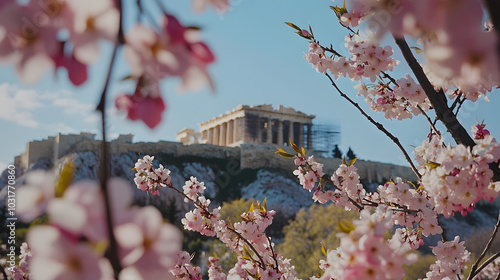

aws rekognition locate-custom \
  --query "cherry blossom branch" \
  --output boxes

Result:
[467,210,500,280]
[469,251,500,280]
[144,170,272,272]
[95,0,125,277]
[393,36,500,182]
[267,234,280,270]
[324,72,421,180]
[449,91,463,112]
[393,37,474,145]
[417,105,440,137]
[226,227,267,270]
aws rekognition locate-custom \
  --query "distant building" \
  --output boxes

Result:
[177,104,315,149]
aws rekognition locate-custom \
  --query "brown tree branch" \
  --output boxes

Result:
[95,1,124,278]
[393,36,500,181]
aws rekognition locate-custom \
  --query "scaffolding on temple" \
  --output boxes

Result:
[311,123,341,158]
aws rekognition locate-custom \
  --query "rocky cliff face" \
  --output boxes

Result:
[1,150,499,244]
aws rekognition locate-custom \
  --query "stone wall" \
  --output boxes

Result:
[15,134,414,184]
[240,144,416,183]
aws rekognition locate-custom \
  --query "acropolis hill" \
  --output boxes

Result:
[14,105,415,183]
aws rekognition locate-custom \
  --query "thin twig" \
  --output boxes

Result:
[267,234,280,271]
[470,251,500,280]
[455,97,466,116]
[417,105,440,136]
[449,91,463,112]
[324,73,421,180]
[95,1,124,278]
[467,210,500,280]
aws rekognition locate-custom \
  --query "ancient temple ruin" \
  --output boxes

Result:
[177,105,315,149]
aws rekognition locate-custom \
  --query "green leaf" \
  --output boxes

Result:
[330,4,348,19]
[348,157,357,166]
[426,162,440,169]
[263,197,267,211]
[410,46,423,54]
[285,22,302,31]
[249,203,254,213]
[242,245,253,258]
[320,242,327,257]
[338,219,356,234]
[342,156,347,165]
[276,151,295,158]
[291,141,301,154]
[55,159,75,197]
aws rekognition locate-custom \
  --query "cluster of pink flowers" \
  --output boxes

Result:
[292,148,441,241]
[414,126,500,217]
[375,178,442,238]
[424,236,471,280]
[134,156,299,280]
[338,0,500,96]
[10,242,31,280]
[115,12,217,128]
[207,256,227,280]
[16,174,182,280]
[170,251,202,280]
[293,154,325,192]
[305,34,397,82]
[328,163,365,210]
[133,155,171,195]
[0,0,224,129]
[319,206,416,280]
[356,74,431,120]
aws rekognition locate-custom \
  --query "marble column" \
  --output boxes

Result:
[289,121,294,144]
[233,118,239,143]
[207,129,213,144]
[214,126,219,145]
[277,120,283,146]
[220,122,227,146]
[227,120,234,145]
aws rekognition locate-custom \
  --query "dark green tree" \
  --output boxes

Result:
[346,147,356,160]
[332,144,342,158]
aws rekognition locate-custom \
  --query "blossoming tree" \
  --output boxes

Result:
[3,0,500,279]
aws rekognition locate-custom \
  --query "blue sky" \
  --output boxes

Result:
[1,0,499,171]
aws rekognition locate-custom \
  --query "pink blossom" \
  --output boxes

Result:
[66,0,119,64]
[27,225,104,280]
[17,170,56,222]
[47,178,134,242]
[192,0,230,14]
[0,3,58,84]
[115,83,166,129]
[115,206,182,280]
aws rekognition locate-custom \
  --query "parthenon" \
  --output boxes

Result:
[177,105,315,149]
